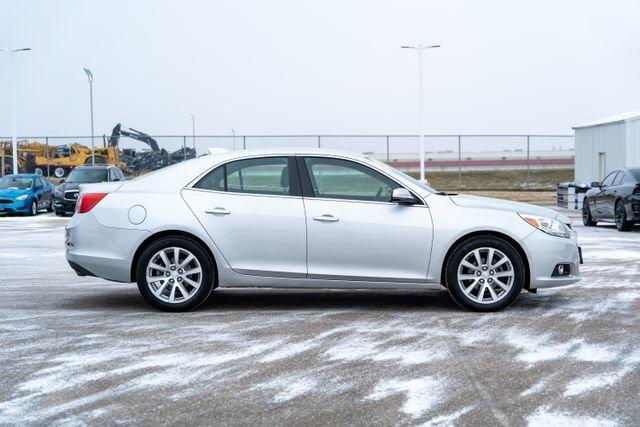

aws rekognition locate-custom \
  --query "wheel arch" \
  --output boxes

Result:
[440,230,531,290]
[130,229,218,283]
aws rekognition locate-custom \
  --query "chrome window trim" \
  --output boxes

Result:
[186,153,428,206]
[184,186,303,201]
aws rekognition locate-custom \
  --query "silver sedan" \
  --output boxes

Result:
[65,149,581,312]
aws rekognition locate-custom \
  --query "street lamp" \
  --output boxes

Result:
[189,113,196,152]
[1,47,31,175]
[83,68,95,165]
[401,43,440,183]
[231,128,236,150]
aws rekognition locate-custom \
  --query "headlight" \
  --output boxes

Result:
[54,188,62,196]
[519,213,570,238]
[15,194,29,201]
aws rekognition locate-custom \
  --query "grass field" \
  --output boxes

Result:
[414,168,573,191]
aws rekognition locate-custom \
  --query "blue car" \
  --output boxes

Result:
[0,174,54,216]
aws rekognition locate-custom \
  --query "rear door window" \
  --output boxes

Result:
[195,157,291,196]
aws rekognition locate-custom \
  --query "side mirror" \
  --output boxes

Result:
[391,188,418,205]
[590,181,601,188]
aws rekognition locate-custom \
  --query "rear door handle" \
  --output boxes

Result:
[205,207,231,215]
[313,214,339,222]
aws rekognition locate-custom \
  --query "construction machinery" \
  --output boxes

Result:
[108,124,196,174]
[1,124,196,177]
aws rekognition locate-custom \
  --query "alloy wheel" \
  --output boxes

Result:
[146,247,203,304]
[615,202,625,228]
[457,247,514,304]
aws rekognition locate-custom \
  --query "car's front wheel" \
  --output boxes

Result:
[135,237,215,312]
[28,200,38,216]
[445,236,525,312]
[582,199,597,226]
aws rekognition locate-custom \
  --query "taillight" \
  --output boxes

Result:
[75,193,108,214]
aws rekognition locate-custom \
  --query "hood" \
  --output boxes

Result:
[0,188,31,199]
[449,194,571,224]
[58,182,81,192]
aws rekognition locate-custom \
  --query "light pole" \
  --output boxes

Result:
[231,128,236,150]
[401,43,440,183]
[83,68,95,165]
[189,113,196,152]
[1,47,31,175]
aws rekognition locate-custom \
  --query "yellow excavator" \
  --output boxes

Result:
[1,140,122,177]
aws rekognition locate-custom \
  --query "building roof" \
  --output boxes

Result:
[573,110,640,129]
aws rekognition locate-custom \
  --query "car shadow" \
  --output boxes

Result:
[56,286,573,314]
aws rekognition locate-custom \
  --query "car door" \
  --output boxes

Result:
[597,171,619,218]
[182,156,307,278]
[39,177,53,205]
[300,156,432,283]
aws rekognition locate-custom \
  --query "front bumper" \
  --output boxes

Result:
[65,212,150,283]
[523,228,581,289]
[53,196,76,213]
[0,198,31,214]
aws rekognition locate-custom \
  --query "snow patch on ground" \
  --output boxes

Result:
[563,367,632,397]
[419,406,474,426]
[527,406,618,426]
[252,375,318,403]
[365,377,443,419]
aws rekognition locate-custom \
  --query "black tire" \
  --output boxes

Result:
[615,200,633,232]
[445,236,525,312]
[135,237,215,312]
[54,209,64,216]
[47,199,54,213]
[28,200,37,216]
[582,200,597,226]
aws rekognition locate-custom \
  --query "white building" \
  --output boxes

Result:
[573,110,640,184]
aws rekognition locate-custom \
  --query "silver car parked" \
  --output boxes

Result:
[65,149,581,312]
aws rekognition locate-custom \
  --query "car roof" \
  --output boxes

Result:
[72,165,113,170]
[8,173,38,178]
[123,148,378,193]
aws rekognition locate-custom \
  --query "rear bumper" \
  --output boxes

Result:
[523,229,581,289]
[65,212,149,283]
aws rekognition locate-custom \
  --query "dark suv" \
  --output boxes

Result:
[53,165,125,215]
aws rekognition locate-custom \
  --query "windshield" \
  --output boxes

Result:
[0,176,33,190]
[66,169,108,184]
[629,169,640,182]
[368,158,437,193]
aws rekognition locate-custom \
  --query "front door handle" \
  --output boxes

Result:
[313,214,339,222]
[205,207,231,215]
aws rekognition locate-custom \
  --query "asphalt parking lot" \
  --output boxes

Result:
[0,212,638,426]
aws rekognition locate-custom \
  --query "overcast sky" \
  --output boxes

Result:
[1,0,639,139]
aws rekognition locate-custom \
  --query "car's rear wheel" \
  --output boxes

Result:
[615,200,633,231]
[136,237,215,312]
[445,236,525,312]
[582,200,597,226]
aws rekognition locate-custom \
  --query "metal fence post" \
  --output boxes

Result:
[1,140,4,177]
[458,135,462,186]
[526,135,530,190]
[243,136,246,150]
[317,136,321,148]
[46,137,50,177]
[386,136,390,162]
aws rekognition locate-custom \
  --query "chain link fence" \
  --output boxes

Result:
[1,134,573,190]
